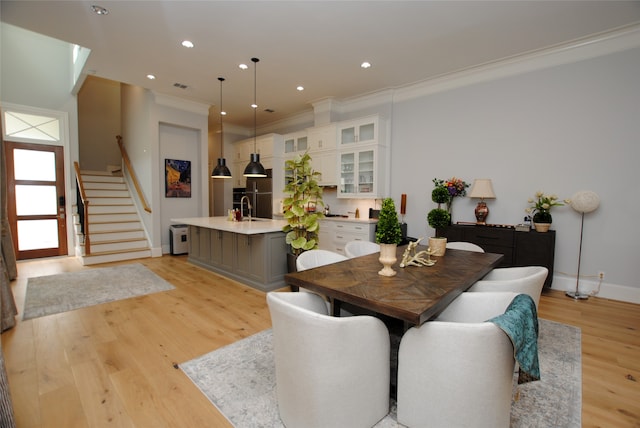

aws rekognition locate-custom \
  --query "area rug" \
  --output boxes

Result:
[180,318,581,427]
[23,263,175,320]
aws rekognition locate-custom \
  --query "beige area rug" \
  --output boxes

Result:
[22,263,175,320]
[180,318,581,427]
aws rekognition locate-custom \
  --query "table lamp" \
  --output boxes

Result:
[468,179,496,225]
[566,190,600,300]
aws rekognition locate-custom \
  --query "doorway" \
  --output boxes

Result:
[4,141,68,259]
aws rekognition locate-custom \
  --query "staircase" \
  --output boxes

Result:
[74,171,151,265]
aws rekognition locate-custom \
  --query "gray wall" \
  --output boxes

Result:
[389,47,640,301]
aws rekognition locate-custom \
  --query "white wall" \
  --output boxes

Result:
[159,124,201,253]
[389,47,640,302]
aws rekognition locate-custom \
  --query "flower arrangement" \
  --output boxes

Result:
[525,191,570,223]
[433,177,470,199]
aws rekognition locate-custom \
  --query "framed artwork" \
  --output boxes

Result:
[165,159,191,198]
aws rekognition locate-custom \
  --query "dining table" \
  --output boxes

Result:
[284,245,504,326]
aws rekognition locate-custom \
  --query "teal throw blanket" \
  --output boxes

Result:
[488,293,540,384]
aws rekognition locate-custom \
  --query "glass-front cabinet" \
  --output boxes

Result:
[339,148,378,198]
[339,116,377,145]
[284,132,308,154]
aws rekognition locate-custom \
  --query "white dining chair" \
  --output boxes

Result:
[468,266,548,309]
[344,240,380,258]
[397,292,519,428]
[446,241,485,252]
[295,249,351,315]
[267,291,390,428]
[296,249,348,271]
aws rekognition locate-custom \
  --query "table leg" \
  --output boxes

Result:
[331,299,342,317]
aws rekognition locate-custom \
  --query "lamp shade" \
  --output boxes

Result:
[570,190,600,214]
[211,158,232,178]
[468,179,496,199]
[243,153,267,177]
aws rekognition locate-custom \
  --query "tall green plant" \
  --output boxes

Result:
[375,198,402,244]
[427,186,451,231]
[282,152,324,256]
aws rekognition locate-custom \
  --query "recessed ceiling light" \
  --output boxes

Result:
[221,111,227,116]
[296,86,304,91]
[239,63,249,70]
[146,74,156,80]
[181,40,194,48]
[251,103,258,109]
[91,5,108,15]
[361,61,372,69]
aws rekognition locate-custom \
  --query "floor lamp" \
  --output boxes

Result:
[566,190,600,300]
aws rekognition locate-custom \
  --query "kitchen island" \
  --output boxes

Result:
[171,217,289,292]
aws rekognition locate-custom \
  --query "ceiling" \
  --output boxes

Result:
[2,1,640,129]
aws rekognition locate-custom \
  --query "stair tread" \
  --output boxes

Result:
[89,237,147,245]
[83,247,151,257]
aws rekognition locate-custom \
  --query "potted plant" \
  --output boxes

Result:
[427,185,451,256]
[375,197,403,276]
[282,152,325,271]
[525,191,568,232]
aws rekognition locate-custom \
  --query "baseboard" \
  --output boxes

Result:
[551,275,640,304]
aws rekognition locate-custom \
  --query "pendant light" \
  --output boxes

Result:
[211,77,232,178]
[243,57,267,177]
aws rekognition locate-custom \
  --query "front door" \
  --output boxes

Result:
[4,141,68,259]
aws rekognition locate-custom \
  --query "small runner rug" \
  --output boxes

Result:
[180,318,581,427]
[23,263,175,320]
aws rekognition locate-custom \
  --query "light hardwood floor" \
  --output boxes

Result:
[2,255,639,427]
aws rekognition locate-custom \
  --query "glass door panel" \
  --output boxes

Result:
[358,150,375,194]
[340,127,356,145]
[359,123,375,142]
[15,185,57,215]
[340,152,355,195]
[17,220,59,251]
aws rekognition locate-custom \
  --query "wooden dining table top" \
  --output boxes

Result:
[284,245,504,326]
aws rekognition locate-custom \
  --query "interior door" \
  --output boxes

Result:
[4,141,67,259]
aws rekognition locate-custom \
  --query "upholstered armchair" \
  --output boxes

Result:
[468,266,548,308]
[267,291,390,428]
[344,240,380,258]
[445,241,485,252]
[397,292,519,428]
[295,249,348,271]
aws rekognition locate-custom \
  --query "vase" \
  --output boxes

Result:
[534,222,551,233]
[428,237,447,256]
[378,243,398,277]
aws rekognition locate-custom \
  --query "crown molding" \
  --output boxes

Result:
[152,92,210,116]
[393,23,640,103]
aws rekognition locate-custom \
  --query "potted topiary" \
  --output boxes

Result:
[427,185,451,256]
[375,197,403,276]
[282,152,325,271]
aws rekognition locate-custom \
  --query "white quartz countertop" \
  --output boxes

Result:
[272,213,378,224]
[171,217,287,235]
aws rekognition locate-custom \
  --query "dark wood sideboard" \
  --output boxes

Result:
[437,224,555,288]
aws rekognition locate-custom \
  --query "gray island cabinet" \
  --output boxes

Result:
[172,217,289,292]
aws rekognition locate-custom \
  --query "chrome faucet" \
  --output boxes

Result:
[240,195,252,221]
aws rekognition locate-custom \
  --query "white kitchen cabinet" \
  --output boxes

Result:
[283,131,308,154]
[232,133,284,190]
[338,147,385,198]
[338,116,377,146]
[318,219,376,255]
[313,151,337,186]
[307,124,336,152]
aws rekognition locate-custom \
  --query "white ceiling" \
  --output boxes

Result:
[2,1,640,128]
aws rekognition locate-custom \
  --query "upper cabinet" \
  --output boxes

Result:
[307,124,337,152]
[337,115,386,199]
[283,132,308,154]
[338,116,377,146]
[232,134,284,188]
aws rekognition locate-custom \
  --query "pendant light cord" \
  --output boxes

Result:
[218,77,225,158]
[252,57,259,152]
